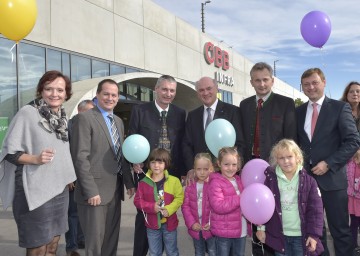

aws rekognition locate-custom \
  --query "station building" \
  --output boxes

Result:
[0,0,306,149]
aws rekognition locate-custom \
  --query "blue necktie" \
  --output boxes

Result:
[108,115,122,174]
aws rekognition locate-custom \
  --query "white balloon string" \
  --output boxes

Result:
[9,43,16,63]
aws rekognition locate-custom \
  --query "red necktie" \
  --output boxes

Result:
[311,103,318,138]
[253,98,263,157]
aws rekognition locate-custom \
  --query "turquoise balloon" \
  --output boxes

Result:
[122,134,150,163]
[205,118,236,156]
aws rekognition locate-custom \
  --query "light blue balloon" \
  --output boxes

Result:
[205,118,236,156]
[122,134,150,164]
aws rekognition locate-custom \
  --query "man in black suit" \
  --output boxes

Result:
[182,76,243,172]
[296,68,360,256]
[239,62,297,256]
[129,75,186,256]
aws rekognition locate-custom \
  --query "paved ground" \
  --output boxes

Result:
[0,196,336,256]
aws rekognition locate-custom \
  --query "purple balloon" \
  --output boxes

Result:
[240,183,275,225]
[300,10,331,48]
[241,159,269,187]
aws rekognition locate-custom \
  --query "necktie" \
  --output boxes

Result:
[108,115,122,174]
[205,107,212,130]
[311,103,318,138]
[159,111,171,151]
[253,98,263,157]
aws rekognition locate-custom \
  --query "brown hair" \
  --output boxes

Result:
[36,70,72,101]
[96,79,118,94]
[147,148,172,170]
[301,68,325,83]
[340,81,360,118]
[250,62,273,78]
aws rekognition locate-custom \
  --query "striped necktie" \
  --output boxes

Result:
[108,114,122,174]
[158,111,171,151]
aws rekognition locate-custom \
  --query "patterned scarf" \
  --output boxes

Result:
[29,98,69,141]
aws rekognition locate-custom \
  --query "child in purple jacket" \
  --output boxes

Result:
[182,153,216,256]
[256,139,324,256]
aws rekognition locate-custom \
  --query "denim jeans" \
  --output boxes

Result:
[274,236,303,256]
[193,231,216,256]
[216,236,246,256]
[65,189,85,252]
[147,223,179,256]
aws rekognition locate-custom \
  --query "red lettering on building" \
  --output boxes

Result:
[203,42,230,70]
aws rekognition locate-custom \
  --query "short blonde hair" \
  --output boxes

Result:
[269,139,303,167]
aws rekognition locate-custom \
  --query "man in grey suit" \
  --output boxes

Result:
[297,68,360,256]
[71,79,135,256]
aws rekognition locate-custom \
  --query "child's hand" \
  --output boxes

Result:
[306,236,317,252]
[191,223,201,231]
[256,230,266,244]
[354,149,360,164]
[161,208,169,217]
[202,223,210,231]
[154,202,162,213]
[185,169,196,186]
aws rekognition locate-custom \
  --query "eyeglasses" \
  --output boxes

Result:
[302,80,322,88]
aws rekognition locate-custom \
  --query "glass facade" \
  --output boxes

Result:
[0,37,157,150]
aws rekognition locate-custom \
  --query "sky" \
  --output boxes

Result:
[152,0,360,99]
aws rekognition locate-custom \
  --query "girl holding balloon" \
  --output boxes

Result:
[256,139,324,256]
[208,147,249,256]
[182,153,216,256]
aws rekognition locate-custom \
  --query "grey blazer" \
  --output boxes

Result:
[70,106,134,205]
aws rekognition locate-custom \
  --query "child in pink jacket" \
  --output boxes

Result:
[182,153,215,256]
[209,147,248,256]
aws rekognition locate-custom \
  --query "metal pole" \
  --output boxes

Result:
[273,60,279,77]
[201,3,205,33]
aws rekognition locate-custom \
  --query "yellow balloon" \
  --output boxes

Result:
[0,0,38,42]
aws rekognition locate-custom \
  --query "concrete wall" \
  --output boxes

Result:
[26,0,307,105]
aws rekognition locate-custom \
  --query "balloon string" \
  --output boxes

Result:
[10,43,16,63]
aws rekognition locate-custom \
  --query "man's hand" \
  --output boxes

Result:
[127,187,136,199]
[132,163,144,174]
[87,195,101,206]
[68,182,75,191]
[311,161,329,176]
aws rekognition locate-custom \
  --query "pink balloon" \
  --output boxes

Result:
[300,10,331,48]
[240,183,275,225]
[241,159,269,187]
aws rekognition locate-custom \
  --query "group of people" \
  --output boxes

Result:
[0,62,359,256]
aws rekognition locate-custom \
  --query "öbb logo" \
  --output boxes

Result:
[203,42,229,71]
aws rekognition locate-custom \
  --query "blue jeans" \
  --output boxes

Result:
[193,231,216,256]
[147,224,179,256]
[65,189,84,252]
[216,236,246,256]
[274,236,303,256]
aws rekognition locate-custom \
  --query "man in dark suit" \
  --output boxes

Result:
[239,62,297,256]
[129,75,186,256]
[182,76,243,172]
[296,68,360,256]
[70,79,135,256]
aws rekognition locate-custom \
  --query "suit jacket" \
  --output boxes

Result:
[128,102,186,178]
[296,97,360,191]
[239,93,297,163]
[70,106,134,205]
[183,100,243,171]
